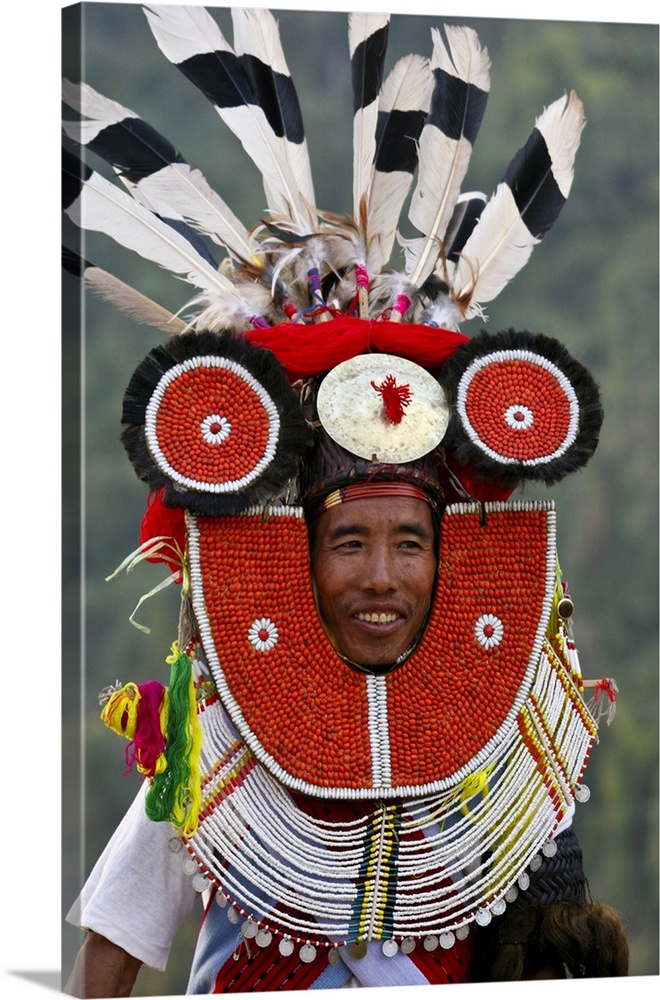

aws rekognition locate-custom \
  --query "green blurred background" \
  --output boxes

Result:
[62,3,658,993]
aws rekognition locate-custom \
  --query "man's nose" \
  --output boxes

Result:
[361,545,396,593]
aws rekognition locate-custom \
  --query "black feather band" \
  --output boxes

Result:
[85,117,186,184]
[177,50,255,113]
[121,330,313,515]
[62,148,91,210]
[240,53,305,143]
[503,129,565,240]
[428,66,488,145]
[375,108,427,174]
[438,329,603,487]
[351,21,389,113]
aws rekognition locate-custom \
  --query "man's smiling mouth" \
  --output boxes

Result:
[354,611,400,624]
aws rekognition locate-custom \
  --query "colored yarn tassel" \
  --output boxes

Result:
[145,642,203,837]
[100,680,168,777]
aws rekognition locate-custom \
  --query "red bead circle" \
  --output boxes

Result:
[146,358,279,492]
[458,353,578,465]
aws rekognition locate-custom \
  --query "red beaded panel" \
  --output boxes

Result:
[195,513,373,788]
[387,506,550,783]
[192,504,553,793]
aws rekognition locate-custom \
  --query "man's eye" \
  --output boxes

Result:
[336,539,362,549]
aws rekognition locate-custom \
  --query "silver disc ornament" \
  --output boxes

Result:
[316,354,450,463]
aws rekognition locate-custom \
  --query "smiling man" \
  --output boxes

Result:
[310,490,438,670]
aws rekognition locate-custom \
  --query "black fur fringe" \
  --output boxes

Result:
[438,328,604,489]
[120,329,313,515]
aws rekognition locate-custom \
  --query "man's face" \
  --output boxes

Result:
[310,495,437,668]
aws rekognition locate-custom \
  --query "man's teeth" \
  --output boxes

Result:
[356,612,398,624]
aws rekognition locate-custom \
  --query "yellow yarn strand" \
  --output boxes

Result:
[100,682,141,738]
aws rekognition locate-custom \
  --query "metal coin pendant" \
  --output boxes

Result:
[241,919,258,939]
[575,784,591,803]
[299,943,317,964]
[348,940,368,960]
[382,940,399,957]
[316,354,450,464]
[401,938,416,954]
[279,938,294,957]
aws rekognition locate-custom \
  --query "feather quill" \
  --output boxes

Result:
[453,90,585,318]
[143,4,311,230]
[62,79,259,269]
[406,25,490,288]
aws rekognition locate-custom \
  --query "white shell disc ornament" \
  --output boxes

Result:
[316,354,450,463]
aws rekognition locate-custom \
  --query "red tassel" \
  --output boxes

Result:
[140,487,186,580]
[371,374,411,423]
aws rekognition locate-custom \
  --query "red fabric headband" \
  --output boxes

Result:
[311,481,438,519]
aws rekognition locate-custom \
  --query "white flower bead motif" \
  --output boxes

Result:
[475,613,504,650]
[248,617,279,652]
[504,403,534,430]
[200,413,231,445]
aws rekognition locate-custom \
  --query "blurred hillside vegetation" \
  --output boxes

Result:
[62,4,658,994]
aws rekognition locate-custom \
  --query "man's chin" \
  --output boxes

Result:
[339,638,414,672]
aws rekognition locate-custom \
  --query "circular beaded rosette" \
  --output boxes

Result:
[120,330,313,514]
[439,329,603,486]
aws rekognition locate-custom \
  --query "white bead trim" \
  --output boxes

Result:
[366,675,392,787]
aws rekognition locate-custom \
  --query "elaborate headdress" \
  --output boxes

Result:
[63,6,618,978]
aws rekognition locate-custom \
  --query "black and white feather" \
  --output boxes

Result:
[230,8,316,218]
[451,90,585,320]
[63,6,586,338]
[366,53,433,273]
[404,25,490,289]
[62,78,260,270]
[63,148,272,331]
[143,4,316,232]
[349,11,390,225]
